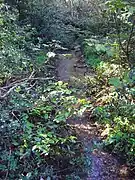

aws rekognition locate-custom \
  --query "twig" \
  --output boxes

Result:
[0,77,54,90]
[11,111,21,122]
[113,13,126,55]
[4,149,12,180]
[26,82,36,91]
[54,164,79,173]
[126,22,135,65]
[0,84,19,98]
[114,13,135,66]
[28,70,35,79]
[0,77,55,99]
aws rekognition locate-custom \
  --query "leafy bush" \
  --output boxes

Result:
[6,0,106,47]
[105,0,135,66]
[92,70,135,167]
[84,34,135,167]
[0,81,90,179]
[0,3,49,85]
[0,2,92,179]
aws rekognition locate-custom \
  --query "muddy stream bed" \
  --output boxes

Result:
[56,51,134,180]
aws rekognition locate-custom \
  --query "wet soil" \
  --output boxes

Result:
[56,51,133,180]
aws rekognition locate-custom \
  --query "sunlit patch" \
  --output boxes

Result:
[46,52,56,58]
[119,165,129,176]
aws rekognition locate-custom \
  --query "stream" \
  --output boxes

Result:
[56,50,133,180]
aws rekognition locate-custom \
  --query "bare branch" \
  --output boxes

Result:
[0,77,55,99]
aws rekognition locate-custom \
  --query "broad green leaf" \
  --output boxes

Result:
[109,77,122,87]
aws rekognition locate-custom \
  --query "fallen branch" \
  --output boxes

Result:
[0,84,19,99]
[0,77,55,99]
[4,147,11,180]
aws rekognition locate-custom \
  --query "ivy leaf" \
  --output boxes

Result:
[109,77,122,87]
[36,55,47,64]
[95,44,106,53]
[0,164,7,170]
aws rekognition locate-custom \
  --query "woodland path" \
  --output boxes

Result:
[56,50,132,180]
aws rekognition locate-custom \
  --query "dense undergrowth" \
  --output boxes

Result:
[0,2,90,179]
[83,1,135,168]
[0,0,135,179]
[84,36,135,168]
[0,80,90,179]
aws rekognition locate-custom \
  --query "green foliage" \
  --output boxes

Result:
[105,0,135,66]
[84,38,125,96]
[109,77,122,87]
[0,2,92,179]
[84,38,104,68]
[5,0,105,47]
[92,69,135,166]
[0,81,89,179]
[84,34,135,167]
[94,100,135,166]
[0,3,50,85]
[84,36,128,67]
[1,0,135,178]
[84,38,120,68]
[96,62,124,83]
